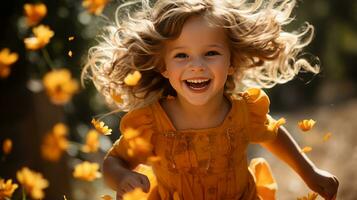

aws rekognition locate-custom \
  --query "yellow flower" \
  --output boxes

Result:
[24,3,47,26]
[2,138,12,155]
[0,48,18,78]
[297,192,318,200]
[24,25,54,50]
[300,146,312,153]
[0,178,18,199]
[127,137,153,157]
[91,119,112,135]
[122,128,152,158]
[122,128,140,140]
[124,71,142,86]
[82,0,109,15]
[73,161,102,181]
[16,167,49,200]
[123,188,146,200]
[323,132,332,142]
[82,130,100,153]
[298,119,316,132]
[101,194,113,200]
[53,123,68,137]
[41,123,69,162]
[268,117,286,133]
[43,69,79,105]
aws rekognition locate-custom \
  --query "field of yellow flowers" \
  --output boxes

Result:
[0,1,118,200]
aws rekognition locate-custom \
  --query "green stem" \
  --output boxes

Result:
[22,187,26,200]
[36,60,47,76]
[41,48,55,70]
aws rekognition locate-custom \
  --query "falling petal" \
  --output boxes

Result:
[297,192,318,200]
[124,71,142,86]
[323,132,332,142]
[300,146,312,153]
[91,119,112,135]
[298,119,316,132]
[268,117,286,133]
[3,138,12,155]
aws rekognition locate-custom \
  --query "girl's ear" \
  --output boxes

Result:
[161,70,169,78]
[228,66,235,75]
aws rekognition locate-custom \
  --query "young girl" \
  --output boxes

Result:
[82,0,339,199]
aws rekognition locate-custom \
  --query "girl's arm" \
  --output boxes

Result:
[261,126,339,200]
[103,155,150,199]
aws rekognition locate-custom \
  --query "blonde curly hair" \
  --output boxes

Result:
[82,0,319,112]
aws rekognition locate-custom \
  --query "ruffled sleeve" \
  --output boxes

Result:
[106,105,156,168]
[240,88,285,143]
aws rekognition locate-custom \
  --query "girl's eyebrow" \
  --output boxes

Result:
[207,44,224,49]
[170,44,225,51]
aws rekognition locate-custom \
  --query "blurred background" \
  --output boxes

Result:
[0,0,356,199]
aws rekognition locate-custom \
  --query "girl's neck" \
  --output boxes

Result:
[176,93,226,118]
[162,92,231,130]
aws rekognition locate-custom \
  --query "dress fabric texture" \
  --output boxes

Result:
[108,88,281,200]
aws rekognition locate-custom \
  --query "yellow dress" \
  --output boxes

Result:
[108,88,282,200]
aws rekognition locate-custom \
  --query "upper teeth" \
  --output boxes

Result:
[186,79,209,83]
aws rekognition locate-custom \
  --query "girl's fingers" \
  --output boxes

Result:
[127,178,141,190]
[138,174,150,192]
[127,175,148,191]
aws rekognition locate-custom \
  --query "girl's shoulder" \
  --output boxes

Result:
[234,88,285,143]
[120,102,156,132]
[229,88,271,118]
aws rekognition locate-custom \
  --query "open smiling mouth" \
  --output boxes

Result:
[184,79,211,91]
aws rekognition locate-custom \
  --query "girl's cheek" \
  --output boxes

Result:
[170,61,188,69]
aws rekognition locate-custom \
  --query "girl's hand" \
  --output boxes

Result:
[305,167,339,200]
[115,169,150,200]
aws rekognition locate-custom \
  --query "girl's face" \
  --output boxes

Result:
[162,16,233,106]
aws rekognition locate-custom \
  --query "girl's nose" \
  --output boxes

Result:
[190,66,204,72]
[189,58,205,72]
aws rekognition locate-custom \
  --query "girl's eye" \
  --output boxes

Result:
[206,51,220,56]
[174,53,188,59]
